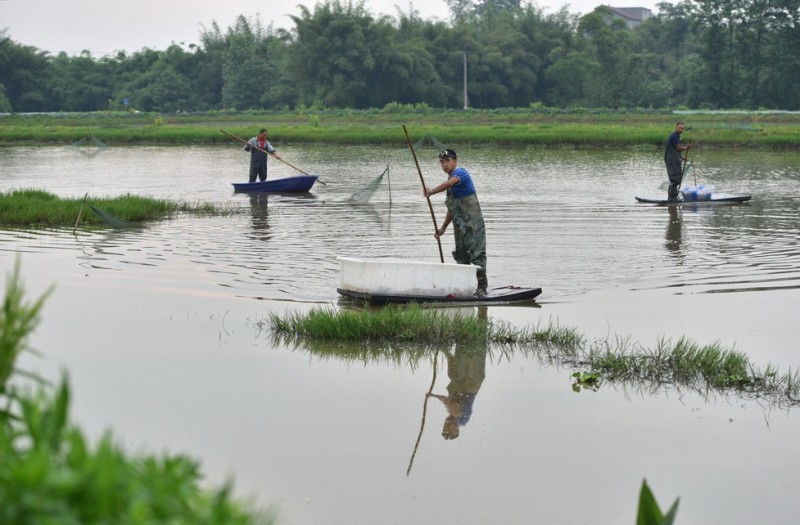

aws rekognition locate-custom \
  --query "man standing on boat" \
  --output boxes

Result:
[424,149,488,297]
[664,122,692,202]
[244,129,280,183]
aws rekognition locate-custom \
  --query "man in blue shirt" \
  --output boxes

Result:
[424,149,488,297]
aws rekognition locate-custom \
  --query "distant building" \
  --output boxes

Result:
[603,6,652,28]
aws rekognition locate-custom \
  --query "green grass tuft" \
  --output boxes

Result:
[265,307,800,408]
[0,189,238,227]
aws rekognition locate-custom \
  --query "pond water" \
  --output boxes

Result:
[1,142,799,524]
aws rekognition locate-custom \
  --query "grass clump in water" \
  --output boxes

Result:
[0,188,233,227]
[267,304,490,343]
[267,305,584,348]
[584,336,799,405]
[266,306,799,408]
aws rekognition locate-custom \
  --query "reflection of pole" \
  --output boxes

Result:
[406,352,439,476]
[387,164,392,206]
[463,52,468,110]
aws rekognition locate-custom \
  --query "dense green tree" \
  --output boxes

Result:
[444,0,477,25]
[117,46,196,112]
[220,16,286,110]
[378,7,449,106]
[48,51,114,111]
[286,0,405,108]
[0,37,52,112]
[544,50,600,107]
[1,1,799,112]
[691,0,741,107]
[759,0,800,109]
[578,8,634,107]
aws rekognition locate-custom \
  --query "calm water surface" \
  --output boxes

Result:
[1,143,799,524]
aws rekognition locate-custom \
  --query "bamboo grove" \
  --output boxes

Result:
[1,0,799,113]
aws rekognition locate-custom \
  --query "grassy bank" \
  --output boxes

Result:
[0,189,234,227]
[2,109,800,149]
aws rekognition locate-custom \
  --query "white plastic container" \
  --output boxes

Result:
[337,256,478,297]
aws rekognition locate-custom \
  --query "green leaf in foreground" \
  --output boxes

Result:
[637,479,679,525]
[1,259,272,525]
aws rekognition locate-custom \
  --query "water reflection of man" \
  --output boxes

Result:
[249,193,271,242]
[250,193,269,222]
[665,205,683,256]
[429,344,487,440]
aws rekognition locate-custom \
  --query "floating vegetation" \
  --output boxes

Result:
[0,189,244,227]
[264,306,800,409]
[265,305,582,346]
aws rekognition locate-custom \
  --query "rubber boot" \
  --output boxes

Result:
[668,184,679,203]
[476,269,488,297]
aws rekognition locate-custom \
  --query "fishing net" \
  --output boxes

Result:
[88,204,143,229]
[347,134,446,204]
[68,136,107,156]
[349,165,390,203]
[413,134,447,151]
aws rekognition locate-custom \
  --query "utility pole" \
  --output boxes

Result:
[463,51,468,110]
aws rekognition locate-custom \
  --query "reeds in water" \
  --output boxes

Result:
[265,306,800,408]
[0,189,236,227]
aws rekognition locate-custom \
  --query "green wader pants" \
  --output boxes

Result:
[445,192,488,292]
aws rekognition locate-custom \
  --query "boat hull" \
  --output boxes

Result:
[635,193,751,204]
[337,285,542,305]
[232,175,318,192]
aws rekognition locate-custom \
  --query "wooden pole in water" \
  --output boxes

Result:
[403,125,444,263]
[72,192,88,234]
[680,140,692,188]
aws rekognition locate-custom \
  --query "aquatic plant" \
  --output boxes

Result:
[0,258,51,417]
[0,189,242,227]
[265,306,800,409]
[0,259,272,524]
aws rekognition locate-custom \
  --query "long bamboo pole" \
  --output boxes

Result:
[403,125,444,263]
[679,140,692,188]
[219,129,326,185]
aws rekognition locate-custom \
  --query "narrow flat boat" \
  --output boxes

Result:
[635,193,751,204]
[232,175,318,192]
[337,285,542,305]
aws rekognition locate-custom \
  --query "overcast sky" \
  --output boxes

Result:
[1,0,656,56]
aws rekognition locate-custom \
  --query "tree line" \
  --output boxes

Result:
[1,0,799,113]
